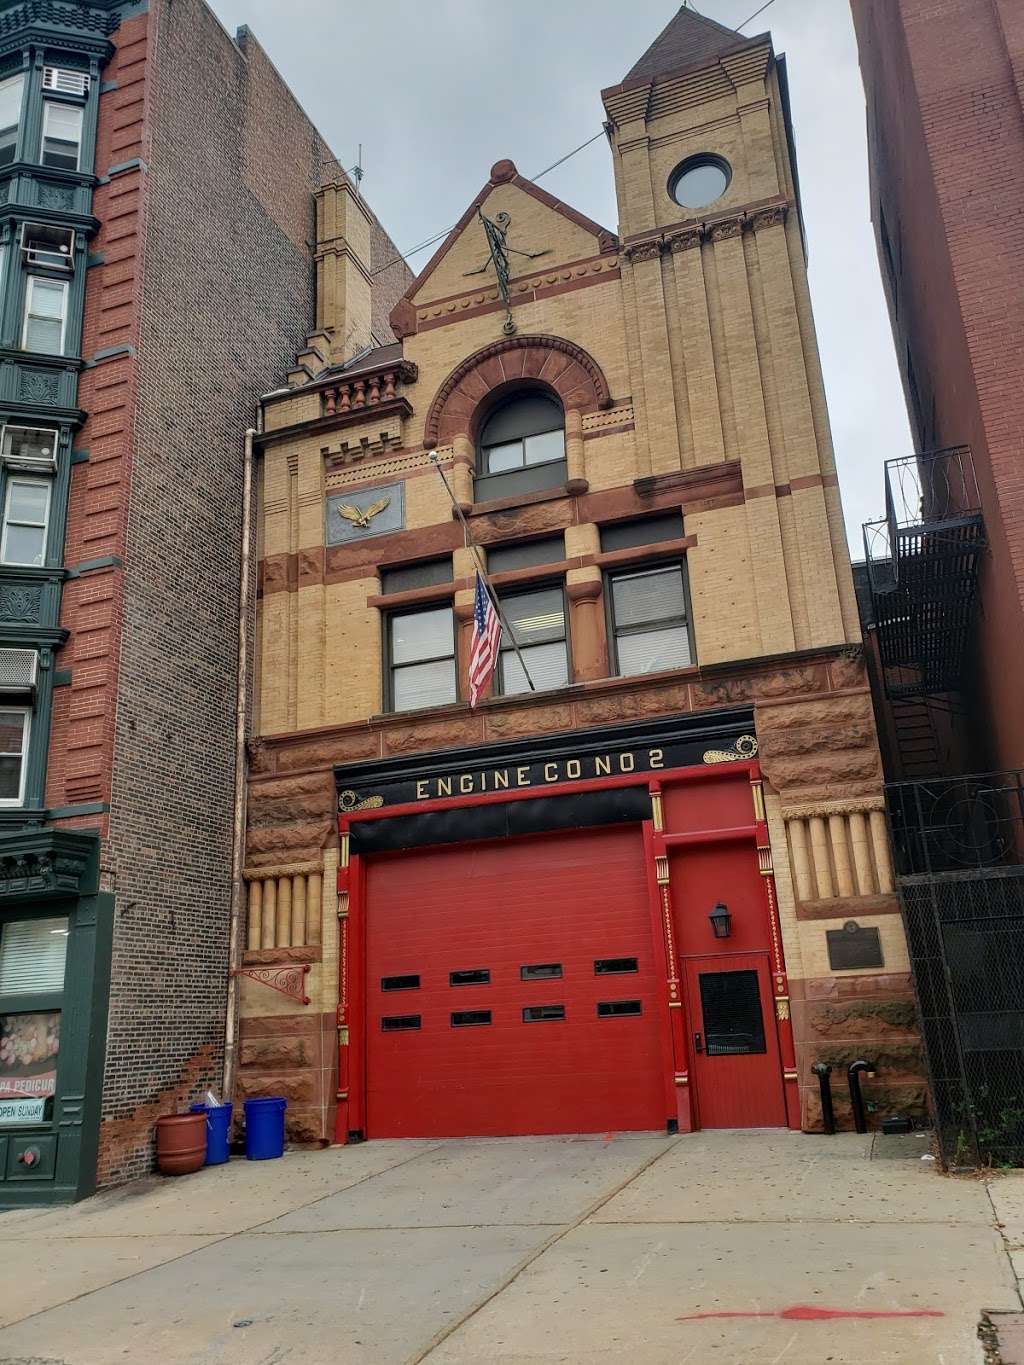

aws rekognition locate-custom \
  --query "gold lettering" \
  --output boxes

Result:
[459,774,474,794]
[566,759,582,779]
[649,748,665,769]
[437,777,453,797]
[595,755,612,776]
[544,763,559,783]
[619,753,636,772]
[516,766,531,787]
[493,770,510,789]
[416,780,429,800]
[480,772,487,791]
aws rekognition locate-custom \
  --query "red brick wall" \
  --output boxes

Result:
[852,0,1024,771]
[46,0,409,1187]
[46,14,150,823]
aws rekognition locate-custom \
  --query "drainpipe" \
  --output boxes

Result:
[847,1059,876,1135]
[811,1062,835,1135]
[223,420,258,1107]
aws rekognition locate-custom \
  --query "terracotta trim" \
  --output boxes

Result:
[795,894,902,922]
[468,485,572,519]
[591,536,696,570]
[583,421,636,441]
[415,249,618,315]
[416,269,621,334]
[246,640,865,785]
[256,398,412,450]
[392,161,617,336]
[241,946,323,965]
[367,583,456,611]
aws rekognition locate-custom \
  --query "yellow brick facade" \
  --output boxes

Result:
[240,17,923,1141]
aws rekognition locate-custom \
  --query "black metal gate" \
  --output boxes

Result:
[888,773,1024,1165]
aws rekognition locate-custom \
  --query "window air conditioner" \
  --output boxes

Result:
[42,67,89,96]
[20,222,75,272]
[0,648,38,693]
[1,425,58,473]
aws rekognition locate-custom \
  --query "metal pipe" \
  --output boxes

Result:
[811,1062,835,1135]
[222,422,257,1107]
[848,1059,875,1135]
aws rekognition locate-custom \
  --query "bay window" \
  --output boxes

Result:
[1,477,50,566]
[41,101,82,171]
[0,707,29,805]
[497,586,569,696]
[607,564,693,677]
[0,74,24,166]
[22,277,68,354]
[388,606,457,712]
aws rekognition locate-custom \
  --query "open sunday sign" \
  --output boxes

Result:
[0,1097,45,1124]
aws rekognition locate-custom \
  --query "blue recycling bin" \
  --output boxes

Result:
[244,1096,287,1160]
[189,1102,233,1166]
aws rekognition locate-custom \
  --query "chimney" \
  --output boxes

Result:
[315,175,373,366]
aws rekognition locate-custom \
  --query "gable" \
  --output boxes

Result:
[405,161,616,312]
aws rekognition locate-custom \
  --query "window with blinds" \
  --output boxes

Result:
[496,586,568,695]
[0,917,69,995]
[387,605,457,712]
[608,564,692,677]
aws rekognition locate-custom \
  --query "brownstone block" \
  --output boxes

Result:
[690,678,754,709]
[486,704,574,738]
[753,666,827,699]
[574,683,690,727]
[799,999,920,1042]
[241,1012,327,1039]
[286,1108,327,1143]
[237,1072,317,1105]
[240,1036,313,1070]
[828,654,868,690]
[384,715,481,754]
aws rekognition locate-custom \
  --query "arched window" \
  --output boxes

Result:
[474,392,566,502]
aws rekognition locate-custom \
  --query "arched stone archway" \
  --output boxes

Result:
[423,334,612,449]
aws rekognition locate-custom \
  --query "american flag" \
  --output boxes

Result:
[468,571,502,707]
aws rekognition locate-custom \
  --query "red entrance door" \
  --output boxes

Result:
[682,952,786,1128]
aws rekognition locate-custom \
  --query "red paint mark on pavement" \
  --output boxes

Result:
[602,1132,616,1143]
[677,1305,944,1322]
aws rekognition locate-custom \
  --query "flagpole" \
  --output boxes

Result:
[429,452,537,692]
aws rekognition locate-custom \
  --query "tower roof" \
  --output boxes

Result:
[623,5,749,83]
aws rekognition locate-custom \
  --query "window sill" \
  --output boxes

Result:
[467,484,571,519]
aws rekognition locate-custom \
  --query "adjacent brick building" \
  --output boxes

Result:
[851,0,1024,776]
[851,0,1024,1170]
[0,0,406,1203]
[239,7,926,1150]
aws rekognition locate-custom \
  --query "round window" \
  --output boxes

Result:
[669,155,731,211]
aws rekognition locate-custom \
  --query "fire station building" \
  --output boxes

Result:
[238,8,926,1144]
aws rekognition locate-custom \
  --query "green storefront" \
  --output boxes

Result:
[0,829,111,1204]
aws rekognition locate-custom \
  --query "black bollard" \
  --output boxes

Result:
[847,1059,875,1134]
[811,1062,835,1135]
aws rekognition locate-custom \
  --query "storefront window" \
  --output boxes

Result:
[0,916,67,1104]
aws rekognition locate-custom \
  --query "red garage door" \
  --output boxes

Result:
[364,825,669,1138]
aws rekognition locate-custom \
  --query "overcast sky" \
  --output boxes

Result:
[208,0,912,553]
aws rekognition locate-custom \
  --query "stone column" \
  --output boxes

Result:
[451,434,474,512]
[564,409,587,494]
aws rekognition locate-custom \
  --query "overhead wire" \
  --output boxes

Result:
[736,0,776,31]
[370,127,608,278]
[371,2,778,280]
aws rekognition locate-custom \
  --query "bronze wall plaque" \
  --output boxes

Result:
[826,920,884,971]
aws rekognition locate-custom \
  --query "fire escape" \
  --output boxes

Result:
[862,446,985,705]
[862,449,1024,1166]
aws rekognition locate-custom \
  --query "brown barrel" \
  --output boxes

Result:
[155,1112,207,1175]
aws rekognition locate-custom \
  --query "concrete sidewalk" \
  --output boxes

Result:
[0,1129,1020,1364]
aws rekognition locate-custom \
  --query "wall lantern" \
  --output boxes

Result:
[709,902,732,939]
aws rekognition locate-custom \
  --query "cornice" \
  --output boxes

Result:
[622,198,789,262]
[0,825,99,903]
